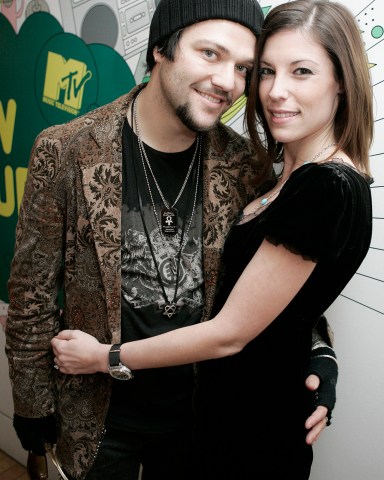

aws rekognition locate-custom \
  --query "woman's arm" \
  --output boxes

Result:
[52,239,315,373]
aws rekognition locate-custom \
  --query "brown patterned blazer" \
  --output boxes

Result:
[6,84,265,478]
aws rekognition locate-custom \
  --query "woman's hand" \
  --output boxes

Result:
[51,330,110,374]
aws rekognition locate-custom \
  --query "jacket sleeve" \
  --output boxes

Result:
[5,131,65,417]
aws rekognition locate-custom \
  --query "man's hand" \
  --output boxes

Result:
[304,375,329,445]
[308,346,338,417]
[304,343,338,445]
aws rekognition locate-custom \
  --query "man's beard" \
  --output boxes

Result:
[175,104,220,133]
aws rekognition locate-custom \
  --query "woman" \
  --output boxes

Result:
[52,1,373,477]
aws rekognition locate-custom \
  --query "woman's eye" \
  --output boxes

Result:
[259,67,274,77]
[295,67,313,75]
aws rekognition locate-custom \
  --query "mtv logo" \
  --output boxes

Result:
[43,51,92,112]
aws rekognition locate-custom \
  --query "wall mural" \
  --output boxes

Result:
[1,0,382,318]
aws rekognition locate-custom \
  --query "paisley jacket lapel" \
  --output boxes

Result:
[79,97,129,342]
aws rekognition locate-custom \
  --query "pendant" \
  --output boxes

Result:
[161,207,178,235]
[163,302,178,318]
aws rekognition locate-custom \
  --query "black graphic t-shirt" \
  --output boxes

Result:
[107,119,204,433]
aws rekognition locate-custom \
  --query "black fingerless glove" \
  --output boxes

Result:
[13,413,57,455]
[308,346,338,425]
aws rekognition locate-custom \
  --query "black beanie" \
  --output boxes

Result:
[147,0,264,66]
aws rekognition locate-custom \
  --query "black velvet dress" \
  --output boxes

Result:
[195,162,372,480]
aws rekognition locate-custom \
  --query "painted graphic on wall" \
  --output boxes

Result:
[0,0,383,323]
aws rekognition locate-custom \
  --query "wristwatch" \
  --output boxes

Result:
[108,344,134,380]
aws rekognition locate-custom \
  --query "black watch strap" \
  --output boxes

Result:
[109,343,122,367]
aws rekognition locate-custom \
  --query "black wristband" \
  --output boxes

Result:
[308,346,338,425]
[13,413,57,455]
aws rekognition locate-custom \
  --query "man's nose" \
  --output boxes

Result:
[211,63,236,93]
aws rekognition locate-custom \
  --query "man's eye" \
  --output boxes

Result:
[204,50,216,58]
[235,65,250,77]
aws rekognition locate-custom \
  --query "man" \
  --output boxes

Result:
[6,1,337,479]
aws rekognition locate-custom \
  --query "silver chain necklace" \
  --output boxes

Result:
[132,92,202,256]
[134,89,200,236]
[131,91,202,317]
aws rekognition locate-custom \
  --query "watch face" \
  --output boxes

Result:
[108,365,133,380]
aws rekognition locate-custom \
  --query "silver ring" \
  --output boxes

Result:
[54,364,60,370]
[325,417,328,423]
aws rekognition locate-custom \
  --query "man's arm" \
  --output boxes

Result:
[5,133,64,453]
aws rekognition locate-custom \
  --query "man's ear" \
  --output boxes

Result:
[153,47,159,63]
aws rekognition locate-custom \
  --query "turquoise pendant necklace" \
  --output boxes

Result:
[239,143,336,221]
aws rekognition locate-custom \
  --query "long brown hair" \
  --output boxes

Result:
[246,0,373,181]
